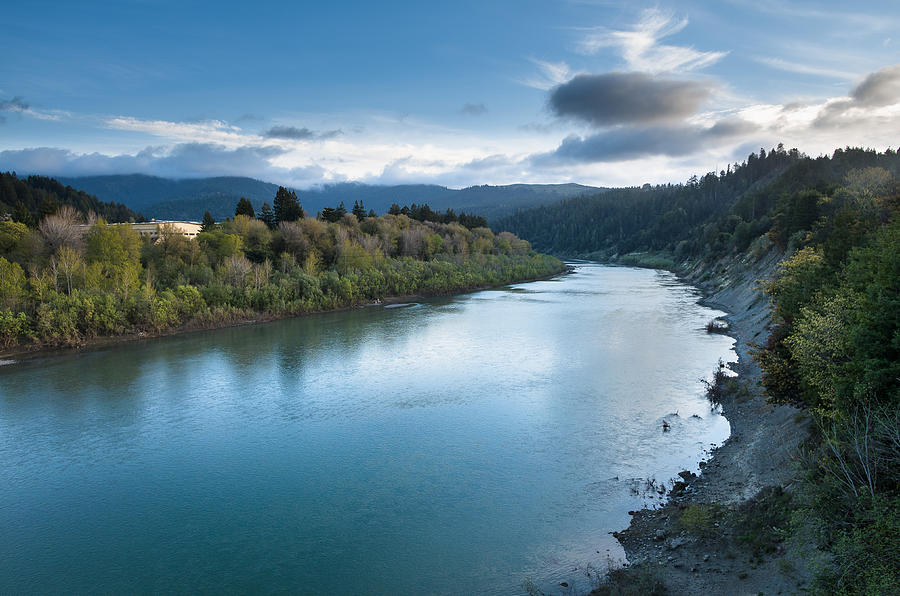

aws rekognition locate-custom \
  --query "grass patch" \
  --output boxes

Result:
[677,503,725,538]
[618,252,677,270]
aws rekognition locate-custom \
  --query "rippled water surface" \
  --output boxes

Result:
[0,264,735,594]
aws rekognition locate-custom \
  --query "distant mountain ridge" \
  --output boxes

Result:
[58,174,605,222]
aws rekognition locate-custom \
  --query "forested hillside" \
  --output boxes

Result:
[496,146,900,264]
[0,172,140,225]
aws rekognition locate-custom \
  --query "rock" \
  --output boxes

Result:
[703,554,710,562]
[559,582,568,587]
[669,481,687,497]
[691,567,698,572]
[655,529,666,540]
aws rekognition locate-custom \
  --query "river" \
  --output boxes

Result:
[0,263,735,595]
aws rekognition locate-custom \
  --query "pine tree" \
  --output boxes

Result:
[352,200,367,221]
[235,197,255,218]
[259,202,275,229]
[273,187,302,224]
[201,210,216,231]
[12,201,34,227]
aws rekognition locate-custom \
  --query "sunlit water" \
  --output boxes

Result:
[0,263,735,595]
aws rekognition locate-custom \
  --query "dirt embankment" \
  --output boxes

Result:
[605,248,814,595]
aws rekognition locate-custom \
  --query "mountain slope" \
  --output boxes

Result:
[1,172,140,223]
[58,175,603,222]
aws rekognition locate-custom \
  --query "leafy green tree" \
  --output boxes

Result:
[235,197,255,218]
[85,221,142,296]
[0,220,29,258]
[0,256,26,310]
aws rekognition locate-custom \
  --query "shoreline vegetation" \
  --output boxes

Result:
[0,182,565,358]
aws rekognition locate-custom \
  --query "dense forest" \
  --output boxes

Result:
[496,146,900,265]
[0,184,563,350]
[502,146,900,593]
[0,172,141,225]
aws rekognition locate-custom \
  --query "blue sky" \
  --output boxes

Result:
[2,0,899,188]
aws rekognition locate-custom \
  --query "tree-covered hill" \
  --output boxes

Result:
[1,172,140,225]
[57,174,603,222]
[495,146,900,261]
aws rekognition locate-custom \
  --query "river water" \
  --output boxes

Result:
[0,263,735,595]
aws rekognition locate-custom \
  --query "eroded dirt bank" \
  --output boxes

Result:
[602,249,814,595]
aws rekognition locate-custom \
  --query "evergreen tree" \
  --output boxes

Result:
[12,201,34,227]
[259,202,276,229]
[201,210,216,231]
[388,203,401,215]
[235,197,255,218]
[352,200,367,221]
[273,187,302,224]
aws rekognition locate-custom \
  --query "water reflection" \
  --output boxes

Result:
[0,264,735,595]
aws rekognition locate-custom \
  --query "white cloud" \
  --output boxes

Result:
[104,117,254,147]
[519,59,573,90]
[755,57,858,81]
[575,8,728,73]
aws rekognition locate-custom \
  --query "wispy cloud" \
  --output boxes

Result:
[105,117,251,146]
[575,8,728,73]
[519,59,573,90]
[726,0,900,32]
[755,57,858,80]
[0,96,65,124]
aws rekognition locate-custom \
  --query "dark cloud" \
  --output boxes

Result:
[0,96,29,124]
[460,103,488,116]
[549,72,713,127]
[814,64,900,127]
[263,125,342,140]
[533,118,757,164]
[0,96,29,112]
[851,64,900,106]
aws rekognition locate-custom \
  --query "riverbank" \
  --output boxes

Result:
[0,265,569,363]
[595,248,813,595]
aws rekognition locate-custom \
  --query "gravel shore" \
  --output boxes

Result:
[607,249,814,595]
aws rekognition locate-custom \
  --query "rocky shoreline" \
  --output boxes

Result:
[600,249,814,595]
